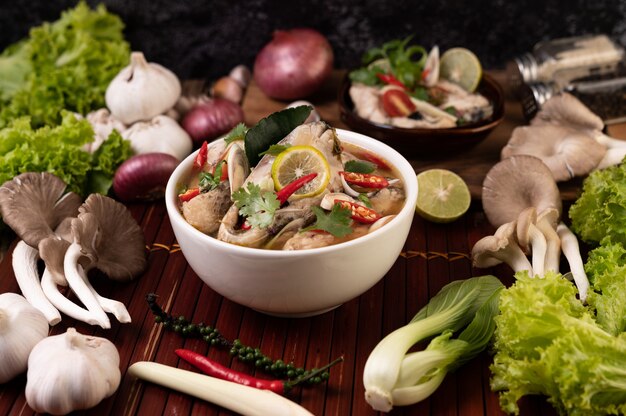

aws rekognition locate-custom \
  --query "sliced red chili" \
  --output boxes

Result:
[361,152,390,170]
[334,200,381,224]
[178,187,200,202]
[376,73,406,89]
[381,89,416,117]
[275,173,317,205]
[193,141,209,170]
[340,171,388,189]
[214,160,228,181]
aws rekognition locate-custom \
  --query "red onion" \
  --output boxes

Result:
[181,99,244,145]
[113,153,179,202]
[253,28,334,100]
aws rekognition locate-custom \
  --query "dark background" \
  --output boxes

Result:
[2,0,626,81]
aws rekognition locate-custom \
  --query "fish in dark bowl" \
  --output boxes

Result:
[337,40,505,158]
[338,73,505,158]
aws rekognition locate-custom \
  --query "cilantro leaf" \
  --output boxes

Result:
[357,193,372,208]
[232,183,280,229]
[198,160,225,192]
[224,123,247,145]
[348,66,384,86]
[259,144,291,157]
[344,159,376,174]
[304,205,353,237]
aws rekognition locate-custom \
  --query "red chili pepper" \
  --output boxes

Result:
[174,349,343,394]
[334,200,381,224]
[361,152,390,170]
[215,160,229,182]
[275,173,317,205]
[193,141,209,170]
[376,73,406,89]
[340,171,389,189]
[178,187,200,202]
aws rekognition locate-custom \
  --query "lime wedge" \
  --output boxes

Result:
[439,47,482,92]
[415,169,471,223]
[271,145,330,198]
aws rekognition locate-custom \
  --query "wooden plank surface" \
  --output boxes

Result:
[0,70,588,416]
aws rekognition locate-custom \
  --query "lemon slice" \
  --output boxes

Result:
[415,169,471,223]
[439,47,482,92]
[271,145,330,198]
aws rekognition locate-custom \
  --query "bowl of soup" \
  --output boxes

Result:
[165,124,418,317]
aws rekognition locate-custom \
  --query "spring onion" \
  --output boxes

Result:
[363,275,503,411]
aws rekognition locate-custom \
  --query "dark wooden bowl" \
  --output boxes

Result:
[338,73,505,158]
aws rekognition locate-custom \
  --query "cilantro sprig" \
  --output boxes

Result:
[349,36,428,90]
[259,144,291,157]
[198,161,225,192]
[303,205,353,238]
[232,183,280,229]
[224,123,248,145]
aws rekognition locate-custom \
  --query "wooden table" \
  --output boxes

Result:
[0,71,613,415]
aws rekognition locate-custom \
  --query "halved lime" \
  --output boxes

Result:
[271,145,330,198]
[439,47,482,92]
[415,169,471,223]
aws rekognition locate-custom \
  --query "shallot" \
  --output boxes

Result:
[253,28,333,100]
[182,99,244,145]
[113,153,179,202]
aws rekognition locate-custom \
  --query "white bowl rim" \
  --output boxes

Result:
[165,128,418,257]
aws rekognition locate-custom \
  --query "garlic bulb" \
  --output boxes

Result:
[105,51,182,125]
[25,328,120,415]
[84,108,127,153]
[0,293,48,383]
[122,115,192,161]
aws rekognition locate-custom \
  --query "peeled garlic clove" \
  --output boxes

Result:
[105,51,182,125]
[0,293,48,383]
[25,328,121,415]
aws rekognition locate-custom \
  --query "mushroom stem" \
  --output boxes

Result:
[536,220,561,273]
[63,243,110,329]
[78,265,131,324]
[528,226,546,277]
[40,268,107,327]
[593,132,626,149]
[12,240,60,325]
[556,222,590,303]
[595,147,626,170]
[506,247,535,274]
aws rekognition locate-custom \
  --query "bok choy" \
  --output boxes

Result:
[363,275,503,412]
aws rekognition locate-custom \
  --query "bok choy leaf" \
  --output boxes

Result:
[363,275,503,412]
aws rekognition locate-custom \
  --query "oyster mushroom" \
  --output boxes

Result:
[0,172,82,325]
[510,93,626,175]
[516,207,547,276]
[535,208,561,273]
[501,125,605,181]
[472,221,533,274]
[482,155,562,228]
[38,220,110,328]
[63,194,146,324]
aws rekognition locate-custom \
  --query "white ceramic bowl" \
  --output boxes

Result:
[165,128,418,317]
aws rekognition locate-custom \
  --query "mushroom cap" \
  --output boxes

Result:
[537,207,560,229]
[532,92,604,131]
[501,124,606,181]
[0,172,81,247]
[38,237,71,286]
[72,194,146,281]
[472,221,518,268]
[482,155,562,228]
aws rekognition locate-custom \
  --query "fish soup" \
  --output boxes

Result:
[178,122,406,250]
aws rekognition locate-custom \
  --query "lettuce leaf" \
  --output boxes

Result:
[0,1,130,128]
[568,159,626,246]
[0,112,132,196]
[491,271,626,416]
[585,243,626,336]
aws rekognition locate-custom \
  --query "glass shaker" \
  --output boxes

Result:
[508,34,625,90]
[521,70,626,124]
